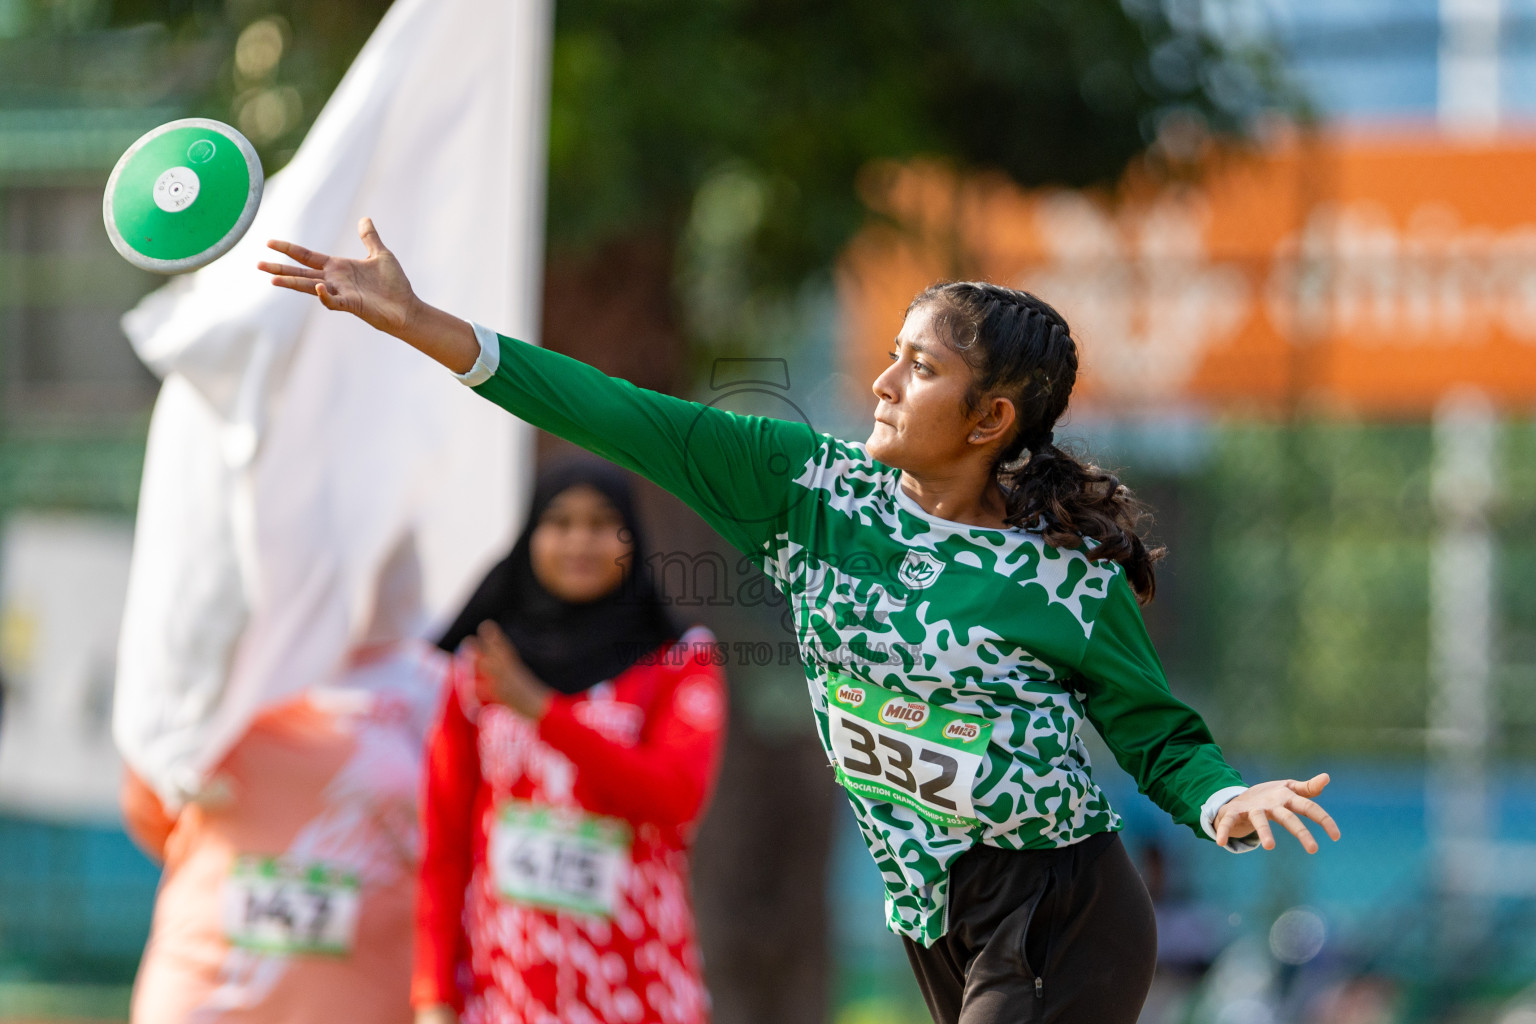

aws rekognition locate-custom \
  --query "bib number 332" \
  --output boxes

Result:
[827,673,993,829]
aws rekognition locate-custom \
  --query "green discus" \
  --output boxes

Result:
[103,118,264,274]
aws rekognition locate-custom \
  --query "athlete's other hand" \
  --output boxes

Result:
[414,1005,458,1024]
[1214,773,1341,853]
[465,620,553,721]
[259,218,418,336]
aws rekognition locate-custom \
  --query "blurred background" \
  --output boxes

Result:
[2,0,1536,1022]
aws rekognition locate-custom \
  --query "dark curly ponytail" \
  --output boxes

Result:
[911,281,1166,603]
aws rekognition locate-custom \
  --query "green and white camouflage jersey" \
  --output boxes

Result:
[460,326,1249,945]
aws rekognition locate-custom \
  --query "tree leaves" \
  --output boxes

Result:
[547,0,1291,293]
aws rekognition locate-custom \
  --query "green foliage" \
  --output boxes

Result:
[1151,418,1536,762]
[8,0,1291,356]
[1197,422,1436,756]
[1497,421,1536,755]
[21,0,389,166]
[548,0,1291,292]
[17,0,1289,286]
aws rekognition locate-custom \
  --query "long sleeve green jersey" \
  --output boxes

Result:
[461,326,1247,944]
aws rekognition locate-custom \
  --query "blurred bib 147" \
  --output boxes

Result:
[221,856,361,956]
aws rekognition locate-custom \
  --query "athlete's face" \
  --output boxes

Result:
[529,485,633,603]
[868,303,1005,474]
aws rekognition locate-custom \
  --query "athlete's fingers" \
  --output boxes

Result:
[269,275,321,295]
[315,282,343,310]
[1289,773,1331,798]
[267,238,329,269]
[256,260,322,280]
[359,217,390,257]
[1289,796,1342,841]
[1271,806,1318,854]
[1215,810,1234,847]
[1247,808,1276,851]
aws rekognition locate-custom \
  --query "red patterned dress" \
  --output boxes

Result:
[412,627,726,1024]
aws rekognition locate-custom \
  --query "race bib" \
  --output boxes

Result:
[827,673,994,829]
[222,856,361,956]
[489,801,632,918]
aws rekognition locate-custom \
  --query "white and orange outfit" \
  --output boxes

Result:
[112,0,540,1017]
[123,642,443,1024]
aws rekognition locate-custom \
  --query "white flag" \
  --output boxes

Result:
[114,0,552,807]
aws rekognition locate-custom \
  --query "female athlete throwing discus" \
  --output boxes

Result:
[261,220,1340,1024]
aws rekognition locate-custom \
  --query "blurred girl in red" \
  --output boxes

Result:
[412,459,727,1024]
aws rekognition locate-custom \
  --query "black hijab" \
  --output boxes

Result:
[436,458,681,694]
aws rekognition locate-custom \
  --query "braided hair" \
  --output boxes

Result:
[910,281,1165,602]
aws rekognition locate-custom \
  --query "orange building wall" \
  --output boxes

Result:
[838,132,1536,417]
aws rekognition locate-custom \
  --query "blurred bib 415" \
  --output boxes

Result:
[490,801,632,918]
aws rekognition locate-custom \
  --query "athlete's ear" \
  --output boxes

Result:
[968,396,1015,446]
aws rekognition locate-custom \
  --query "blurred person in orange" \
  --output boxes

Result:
[120,537,445,1024]
[412,459,726,1024]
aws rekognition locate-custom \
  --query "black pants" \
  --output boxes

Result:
[902,832,1157,1024]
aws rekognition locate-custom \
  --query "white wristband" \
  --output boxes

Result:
[453,322,502,386]
[1201,785,1260,853]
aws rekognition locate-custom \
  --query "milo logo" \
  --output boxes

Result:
[943,720,982,743]
[834,683,865,707]
[878,698,929,730]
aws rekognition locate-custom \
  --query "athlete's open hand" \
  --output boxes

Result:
[257,216,479,371]
[259,217,419,336]
[465,620,553,721]
[1214,773,1341,853]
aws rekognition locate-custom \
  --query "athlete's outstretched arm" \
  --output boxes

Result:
[1078,574,1341,854]
[260,219,819,557]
